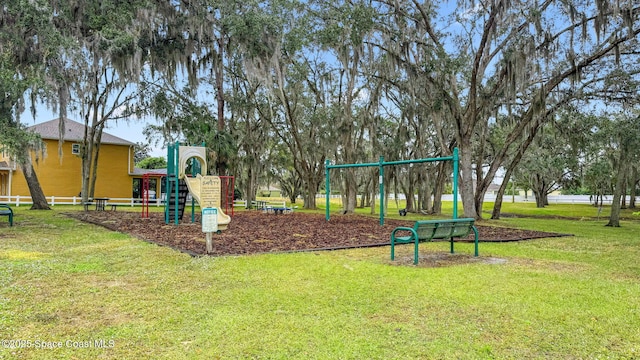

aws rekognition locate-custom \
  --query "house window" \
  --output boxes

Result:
[72,144,80,155]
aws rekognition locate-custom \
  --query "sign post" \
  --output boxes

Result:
[202,207,218,253]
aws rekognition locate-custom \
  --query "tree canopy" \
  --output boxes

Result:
[3,0,639,221]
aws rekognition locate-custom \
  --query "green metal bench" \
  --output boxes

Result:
[390,218,479,265]
[0,204,14,227]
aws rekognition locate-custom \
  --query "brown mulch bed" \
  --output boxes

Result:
[65,210,571,257]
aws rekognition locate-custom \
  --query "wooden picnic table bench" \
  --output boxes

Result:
[0,204,14,227]
[390,218,479,265]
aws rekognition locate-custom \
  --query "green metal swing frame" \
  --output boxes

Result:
[324,148,460,225]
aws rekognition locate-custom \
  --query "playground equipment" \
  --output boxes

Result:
[164,142,232,230]
[141,172,163,219]
[324,148,460,225]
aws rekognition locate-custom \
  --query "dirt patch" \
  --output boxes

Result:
[65,210,570,257]
[387,253,509,267]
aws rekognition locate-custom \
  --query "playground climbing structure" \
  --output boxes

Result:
[164,142,232,230]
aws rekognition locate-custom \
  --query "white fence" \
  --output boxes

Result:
[316,193,631,206]
[443,194,629,205]
[0,195,165,207]
[2,194,631,207]
[231,200,287,208]
[0,195,274,208]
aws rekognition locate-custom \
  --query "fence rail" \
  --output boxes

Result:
[0,196,270,208]
[315,194,632,206]
[0,195,166,207]
[1,194,632,207]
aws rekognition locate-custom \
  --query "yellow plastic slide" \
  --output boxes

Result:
[182,175,231,230]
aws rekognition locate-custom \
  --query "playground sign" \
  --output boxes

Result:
[202,207,218,233]
[200,176,221,208]
[202,207,218,254]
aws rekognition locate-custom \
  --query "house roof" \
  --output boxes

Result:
[29,118,135,146]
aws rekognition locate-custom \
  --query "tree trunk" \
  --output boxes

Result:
[402,174,416,212]
[458,140,478,219]
[343,168,358,213]
[607,163,627,227]
[420,186,432,212]
[89,125,104,197]
[215,37,227,177]
[303,173,318,209]
[621,180,627,209]
[533,188,545,208]
[418,172,432,212]
[245,165,257,209]
[630,167,638,209]
[21,161,50,210]
[81,139,93,202]
[491,167,515,219]
[531,175,547,208]
[431,162,447,215]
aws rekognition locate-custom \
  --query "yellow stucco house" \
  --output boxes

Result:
[0,118,164,203]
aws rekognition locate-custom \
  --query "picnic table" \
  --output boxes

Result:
[94,198,109,211]
[266,207,292,215]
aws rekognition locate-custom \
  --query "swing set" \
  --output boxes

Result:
[324,148,460,225]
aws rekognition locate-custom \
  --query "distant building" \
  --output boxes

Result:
[0,118,164,201]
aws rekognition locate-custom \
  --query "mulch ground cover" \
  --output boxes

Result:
[66,210,570,257]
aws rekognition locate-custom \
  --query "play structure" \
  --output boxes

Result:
[164,142,234,230]
[141,172,164,218]
[324,148,460,225]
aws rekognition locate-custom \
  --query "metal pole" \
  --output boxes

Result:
[325,159,331,221]
[379,156,384,226]
[174,141,180,225]
[165,143,172,224]
[326,152,459,221]
[452,147,459,219]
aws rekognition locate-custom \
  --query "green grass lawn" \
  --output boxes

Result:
[1,204,639,359]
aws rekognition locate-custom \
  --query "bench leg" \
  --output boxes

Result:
[414,239,419,265]
[472,226,479,257]
[390,238,395,261]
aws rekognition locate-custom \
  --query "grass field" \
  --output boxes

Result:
[1,203,639,359]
